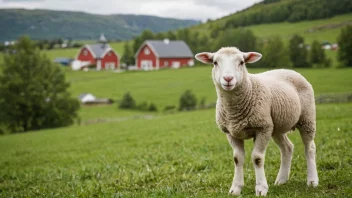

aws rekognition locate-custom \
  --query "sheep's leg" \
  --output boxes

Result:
[273,134,294,185]
[227,134,245,196]
[252,130,271,196]
[298,120,319,187]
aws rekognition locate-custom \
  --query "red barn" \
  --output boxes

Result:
[135,39,194,70]
[75,35,120,70]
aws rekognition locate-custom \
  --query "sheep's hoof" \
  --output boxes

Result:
[255,184,268,196]
[229,185,242,196]
[307,179,319,187]
[274,177,288,185]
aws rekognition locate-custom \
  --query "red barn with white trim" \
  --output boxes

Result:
[135,39,194,70]
[75,34,120,70]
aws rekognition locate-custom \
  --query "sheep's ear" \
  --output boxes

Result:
[243,52,262,63]
[195,52,214,64]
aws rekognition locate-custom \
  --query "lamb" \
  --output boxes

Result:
[195,47,319,196]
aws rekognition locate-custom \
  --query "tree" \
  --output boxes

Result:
[0,36,80,133]
[214,28,257,52]
[337,25,352,67]
[132,30,155,54]
[166,31,177,40]
[179,90,197,111]
[121,42,134,66]
[289,34,311,68]
[119,92,136,109]
[133,37,142,54]
[310,40,330,67]
[258,36,291,68]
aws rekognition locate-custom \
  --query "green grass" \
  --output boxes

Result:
[65,67,352,110]
[0,103,351,197]
[246,14,352,44]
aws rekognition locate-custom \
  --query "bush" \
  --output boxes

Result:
[164,105,176,112]
[148,103,158,112]
[0,36,80,133]
[179,90,197,111]
[310,40,331,68]
[119,92,136,109]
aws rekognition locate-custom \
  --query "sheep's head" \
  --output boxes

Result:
[195,47,262,91]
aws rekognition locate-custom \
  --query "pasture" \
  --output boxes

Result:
[65,67,352,111]
[0,66,352,197]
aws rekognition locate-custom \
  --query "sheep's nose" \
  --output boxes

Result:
[223,76,234,83]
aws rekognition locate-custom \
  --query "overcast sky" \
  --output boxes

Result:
[0,0,261,21]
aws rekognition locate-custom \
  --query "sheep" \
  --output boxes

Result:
[195,47,319,196]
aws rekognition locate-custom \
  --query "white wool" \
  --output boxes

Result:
[195,47,319,196]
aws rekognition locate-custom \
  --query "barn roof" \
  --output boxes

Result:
[139,40,193,58]
[86,43,111,58]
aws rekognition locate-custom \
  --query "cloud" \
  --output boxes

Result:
[2,0,44,2]
[0,0,261,20]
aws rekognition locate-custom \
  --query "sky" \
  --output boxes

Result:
[0,0,261,21]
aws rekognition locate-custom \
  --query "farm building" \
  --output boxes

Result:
[74,34,120,70]
[135,39,194,70]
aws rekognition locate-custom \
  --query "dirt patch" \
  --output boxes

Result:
[81,114,154,125]
[306,21,352,33]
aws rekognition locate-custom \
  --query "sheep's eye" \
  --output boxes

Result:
[213,61,218,66]
[240,61,244,65]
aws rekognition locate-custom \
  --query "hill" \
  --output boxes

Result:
[0,9,199,42]
[197,0,352,31]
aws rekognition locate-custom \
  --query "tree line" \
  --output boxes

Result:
[122,25,352,68]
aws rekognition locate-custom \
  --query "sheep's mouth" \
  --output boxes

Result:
[222,84,235,90]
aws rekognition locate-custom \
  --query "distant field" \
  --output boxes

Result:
[66,67,352,110]
[0,103,351,197]
[44,41,127,61]
[246,14,352,44]
[194,13,351,45]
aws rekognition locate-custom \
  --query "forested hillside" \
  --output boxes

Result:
[0,9,199,42]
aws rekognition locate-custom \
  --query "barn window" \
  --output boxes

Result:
[83,50,88,56]
[108,52,112,56]
[144,48,150,55]
[164,61,168,66]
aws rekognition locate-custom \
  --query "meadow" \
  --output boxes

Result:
[1,12,352,197]
[0,66,352,197]
[65,67,352,112]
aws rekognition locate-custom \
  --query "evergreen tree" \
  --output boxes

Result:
[337,25,352,67]
[133,37,142,54]
[119,92,136,109]
[0,36,80,133]
[289,34,311,68]
[121,42,134,66]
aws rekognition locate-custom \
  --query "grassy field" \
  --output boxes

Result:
[0,102,351,197]
[194,13,352,45]
[65,67,352,111]
[246,14,352,44]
